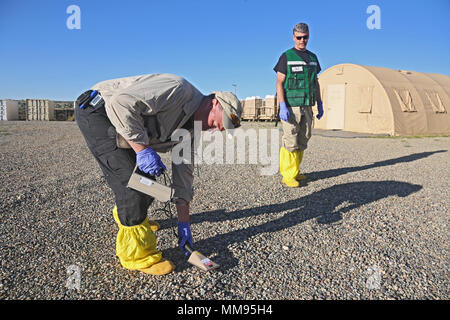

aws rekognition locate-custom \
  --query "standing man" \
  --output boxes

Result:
[274,22,324,187]
[75,74,242,275]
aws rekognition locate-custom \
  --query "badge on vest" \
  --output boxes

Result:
[291,66,303,73]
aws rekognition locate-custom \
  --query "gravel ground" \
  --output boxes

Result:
[0,121,448,300]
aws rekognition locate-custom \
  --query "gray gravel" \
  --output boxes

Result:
[0,121,448,300]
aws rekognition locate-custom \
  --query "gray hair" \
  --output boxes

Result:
[293,23,309,34]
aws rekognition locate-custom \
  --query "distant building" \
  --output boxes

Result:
[54,100,75,121]
[17,100,27,120]
[0,99,20,120]
[53,101,75,109]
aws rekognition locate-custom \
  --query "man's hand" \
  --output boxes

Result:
[279,101,290,122]
[178,222,193,256]
[316,101,324,120]
[136,146,167,176]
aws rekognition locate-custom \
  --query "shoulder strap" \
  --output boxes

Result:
[285,48,304,61]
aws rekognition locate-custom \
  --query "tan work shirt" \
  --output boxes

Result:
[91,73,205,202]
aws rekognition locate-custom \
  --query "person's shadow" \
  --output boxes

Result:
[306,150,447,182]
[160,180,422,272]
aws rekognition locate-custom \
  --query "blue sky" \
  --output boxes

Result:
[0,0,449,101]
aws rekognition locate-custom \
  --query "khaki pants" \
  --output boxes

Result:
[281,106,313,152]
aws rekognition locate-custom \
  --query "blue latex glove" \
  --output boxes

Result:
[316,101,324,120]
[178,222,193,257]
[279,101,290,122]
[136,146,167,176]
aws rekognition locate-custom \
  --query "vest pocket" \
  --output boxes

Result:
[286,91,306,107]
[288,77,306,90]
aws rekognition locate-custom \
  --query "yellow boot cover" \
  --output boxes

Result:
[139,259,175,275]
[148,220,160,232]
[113,206,163,270]
[113,205,160,232]
[295,150,307,181]
[280,147,300,187]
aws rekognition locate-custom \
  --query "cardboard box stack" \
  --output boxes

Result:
[242,96,262,120]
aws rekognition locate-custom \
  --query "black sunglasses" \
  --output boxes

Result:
[296,35,309,40]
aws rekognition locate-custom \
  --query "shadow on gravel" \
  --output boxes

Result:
[307,150,447,182]
[161,180,422,272]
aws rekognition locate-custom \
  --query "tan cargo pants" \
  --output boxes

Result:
[281,106,313,152]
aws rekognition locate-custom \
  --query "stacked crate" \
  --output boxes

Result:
[239,99,246,118]
[26,99,35,120]
[242,96,262,120]
[26,99,55,121]
[259,95,278,120]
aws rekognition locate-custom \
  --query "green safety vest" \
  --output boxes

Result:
[283,49,318,107]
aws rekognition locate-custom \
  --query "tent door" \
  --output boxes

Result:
[326,84,346,129]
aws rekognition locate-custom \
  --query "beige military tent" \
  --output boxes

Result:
[314,63,450,135]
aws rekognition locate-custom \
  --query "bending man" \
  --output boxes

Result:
[75,74,242,275]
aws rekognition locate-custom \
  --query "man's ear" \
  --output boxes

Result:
[211,99,221,113]
[212,98,224,111]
